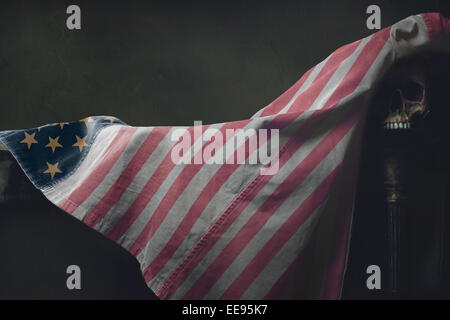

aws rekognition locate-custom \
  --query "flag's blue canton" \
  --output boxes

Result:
[0,116,126,190]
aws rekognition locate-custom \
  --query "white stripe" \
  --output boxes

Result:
[251,53,329,118]
[277,57,329,114]
[250,107,264,119]
[307,36,372,111]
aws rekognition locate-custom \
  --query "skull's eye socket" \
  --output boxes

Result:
[390,90,403,111]
[403,81,424,101]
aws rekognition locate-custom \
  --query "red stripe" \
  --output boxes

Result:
[421,13,450,40]
[260,38,362,117]
[285,39,362,113]
[82,127,171,228]
[127,120,251,255]
[321,120,363,299]
[320,28,391,111]
[321,185,354,299]
[221,164,342,299]
[58,126,137,213]
[262,223,321,299]
[106,126,200,242]
[182,110,358,299]
[259,67,314,117]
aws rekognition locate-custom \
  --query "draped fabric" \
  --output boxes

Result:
[0,13,448,299]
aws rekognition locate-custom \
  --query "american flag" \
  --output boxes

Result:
[0,13,448,299]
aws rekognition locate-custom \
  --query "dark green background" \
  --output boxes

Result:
[0,0,449,299]
[1,0,449,130]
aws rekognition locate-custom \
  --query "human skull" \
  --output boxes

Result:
[382,68,429,130]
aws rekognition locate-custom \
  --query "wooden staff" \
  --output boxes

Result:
[379,131,413,297]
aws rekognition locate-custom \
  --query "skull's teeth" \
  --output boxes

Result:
[383,122,410,130]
